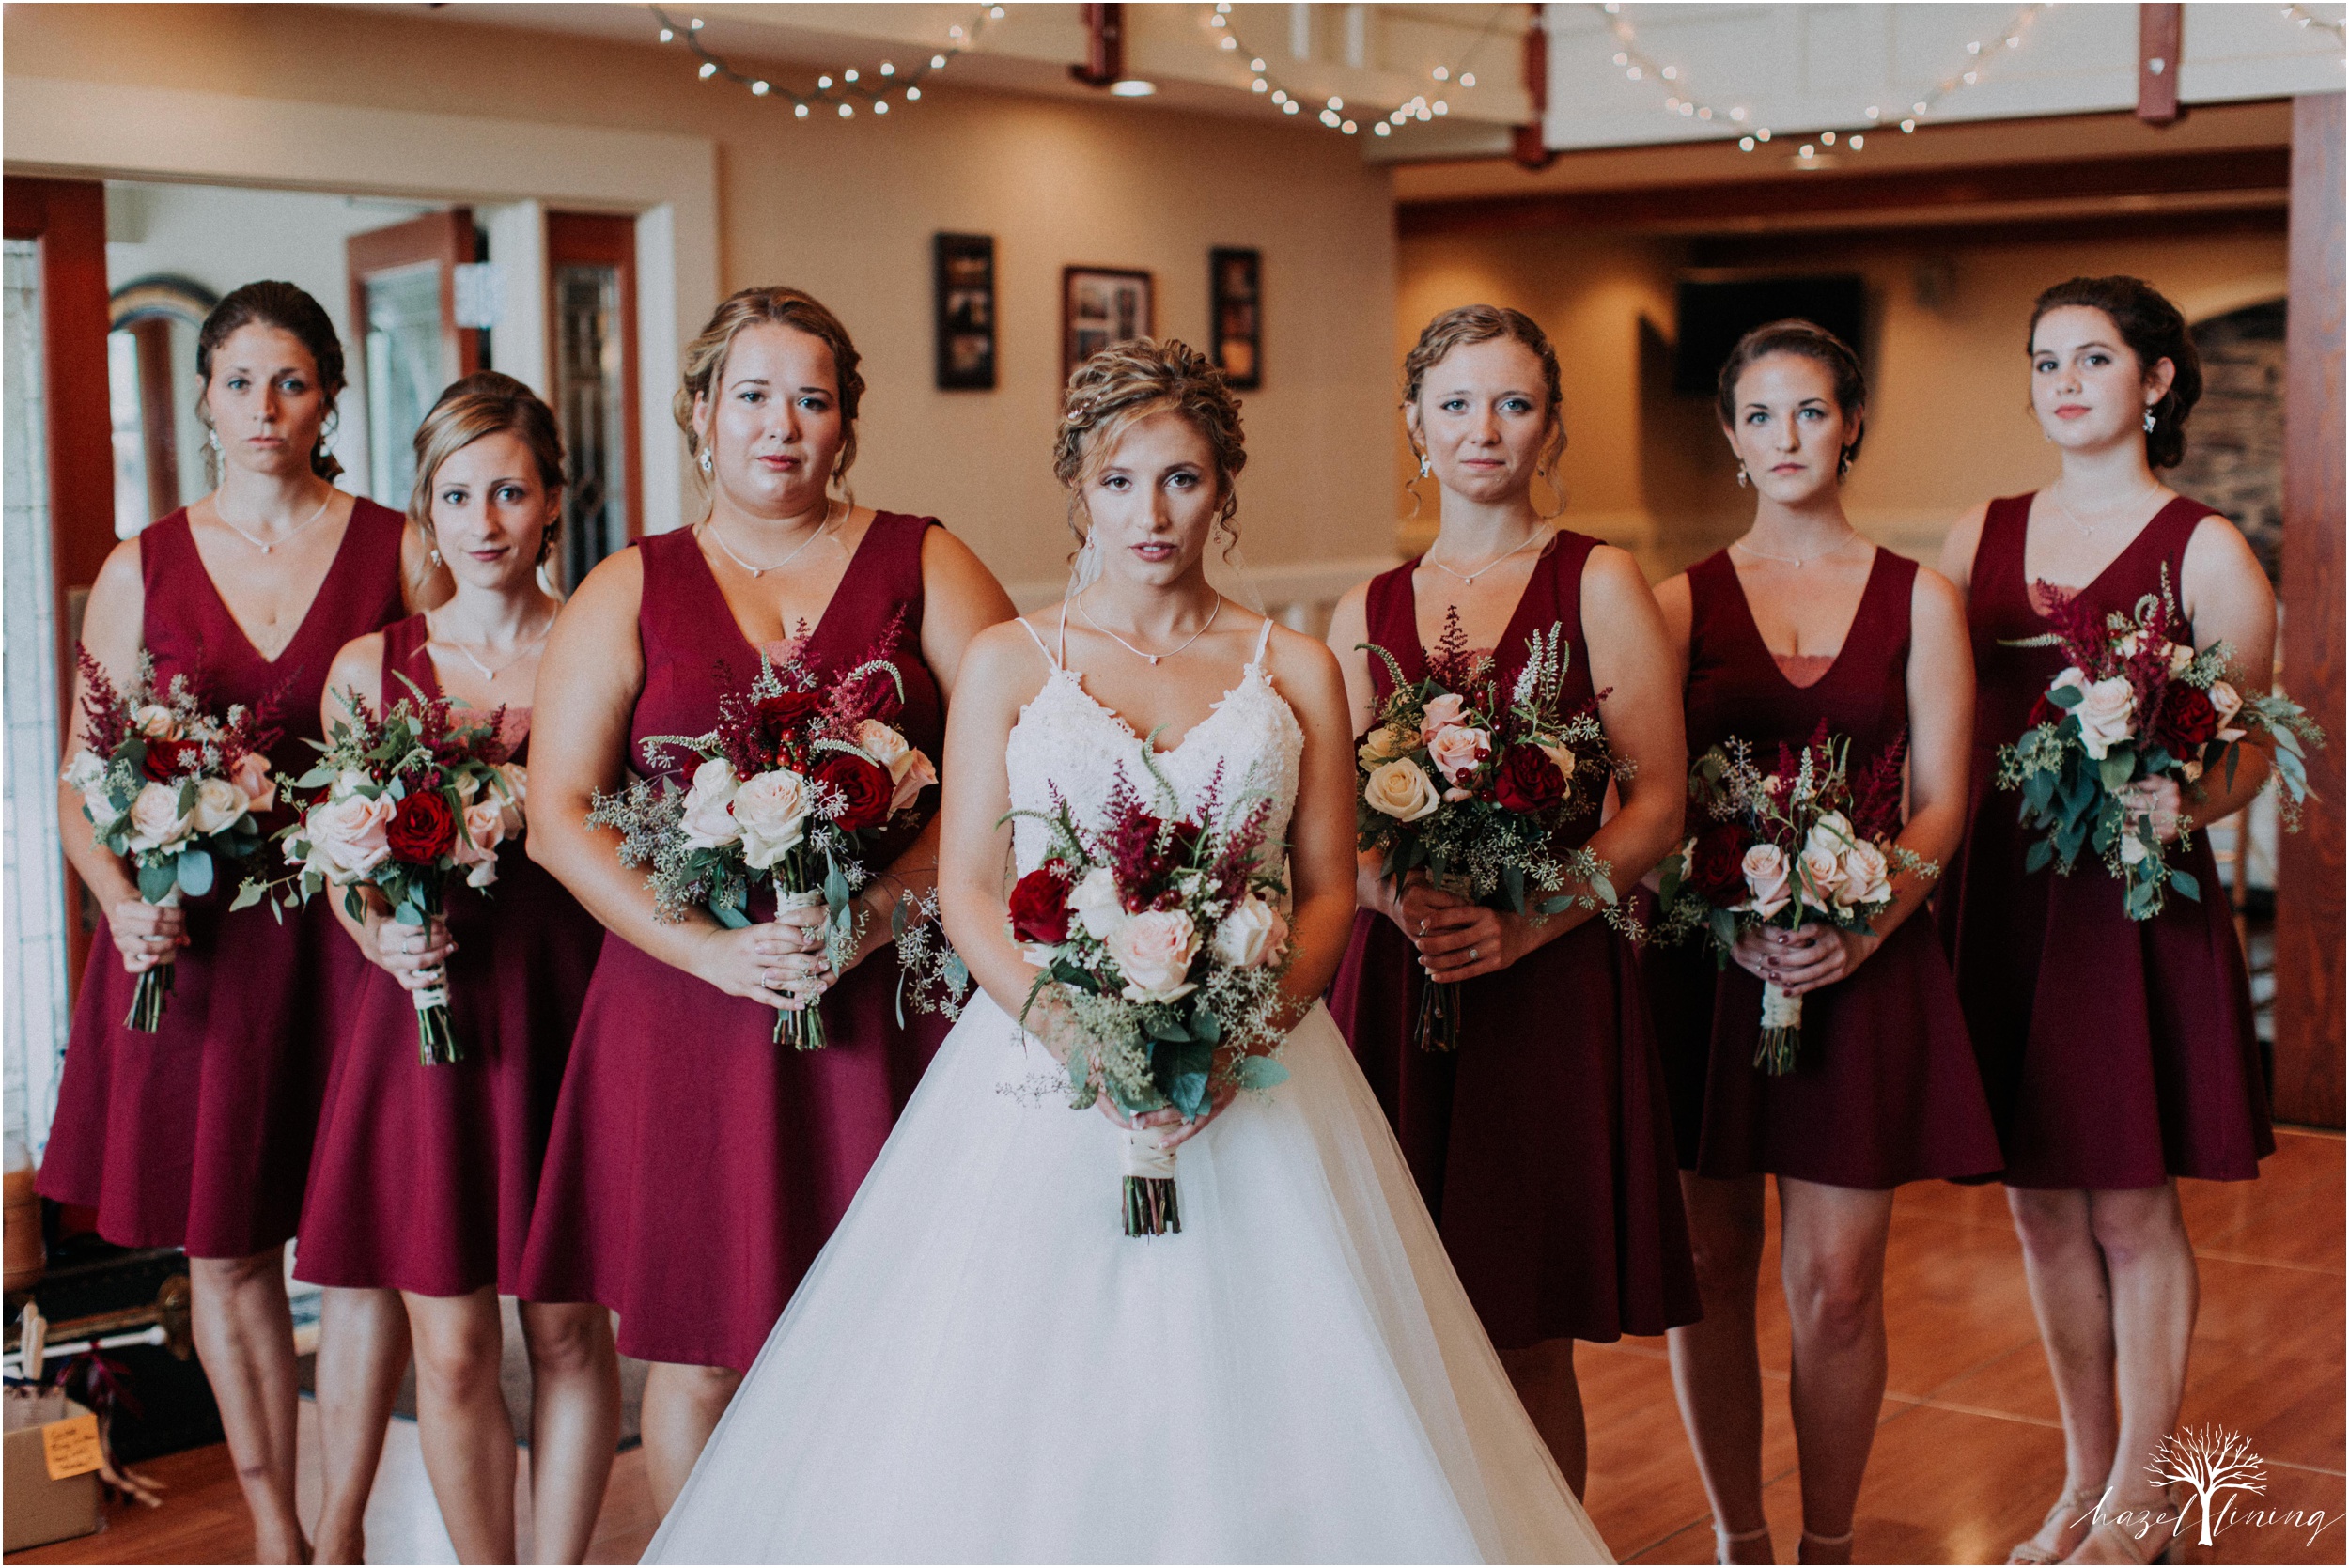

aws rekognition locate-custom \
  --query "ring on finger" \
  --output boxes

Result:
[1468,945,1479,962]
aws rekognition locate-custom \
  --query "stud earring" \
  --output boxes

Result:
[699,448,714,476]
[428,547,442,567]
[1417,452,1431,480]
[2143,407,2158,434]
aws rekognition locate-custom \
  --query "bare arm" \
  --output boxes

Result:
[1324,582,1401,924]
[934,622,1052,1027]
[1937,501,1991,600]
[1264,627,1366,1010]
[2168,514,2277,829]
[524,549,804,1009]
[1415,546,1686,982]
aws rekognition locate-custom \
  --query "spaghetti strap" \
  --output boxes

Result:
[1016,615,1060,670]
[1252,615,1275,666]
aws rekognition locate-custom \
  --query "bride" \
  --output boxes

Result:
[646,340,1612,1564]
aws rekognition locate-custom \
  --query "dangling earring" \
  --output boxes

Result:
[428,545,442,567]
[1417,452,1432,480]
[2143,407,2158,434]
[206,427,221,453]
[1837,451,1854,480]
[699,448,714,476]
[1735,466,1750,489]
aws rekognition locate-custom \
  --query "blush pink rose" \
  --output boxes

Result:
[1739,843,1792,920]
[1426,724,1492,786]
[1418,694,1468,745]
[228,751,277,815]
[1107,908,1201,1003]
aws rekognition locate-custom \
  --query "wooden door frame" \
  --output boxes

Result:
[346,208,481,437]
[545,210,644,557]
[3,176,116,991]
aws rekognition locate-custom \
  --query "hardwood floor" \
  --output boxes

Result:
[9,1129,2340,1564]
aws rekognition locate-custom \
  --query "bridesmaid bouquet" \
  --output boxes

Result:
[1355,613,1631,1051]
[64,650,281,1032]
[235,682,523,1065]
[1655,726,1937,1074]
[586,631,936,1050]
[1006,766,1294,1237]
[1997,570,2323,921]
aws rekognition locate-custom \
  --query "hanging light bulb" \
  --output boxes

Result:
[751,79,770,94]
[1460,71,1475,86]
[907,85,922,101]
[697,61,717,79]
[1373,121,1392,136]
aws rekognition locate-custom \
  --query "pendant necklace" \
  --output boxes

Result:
[1427,525,1550,586]
[1079,591,1221,666]
[431,613,554,685]
[710,499,842,578]
[2048,480,2162,537]
[214,487,335,555]
[1733,529,1862,569]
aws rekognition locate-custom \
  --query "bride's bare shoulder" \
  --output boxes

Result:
[957,617,1060,711]
[1261,621,1346,726]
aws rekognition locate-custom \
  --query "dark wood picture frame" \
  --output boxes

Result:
[1209,246,1262,389]
[1062,264,1154,380]
[933,232,996,391]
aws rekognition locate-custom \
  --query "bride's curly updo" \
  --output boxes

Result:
[1054,338,1247,542]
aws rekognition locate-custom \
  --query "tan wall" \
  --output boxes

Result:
[1397,224,2289,580]
[5,4,1402,591]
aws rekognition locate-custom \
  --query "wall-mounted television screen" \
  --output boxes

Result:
[1674,274,1866,396]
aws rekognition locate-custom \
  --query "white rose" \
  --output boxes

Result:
[1210,893,1290,970]
[2119,831,2148,866]
[1363,757,1441,822]
[331,768,377,803]
[132,705,179,740]
[125,780,195,852]
[227,751,276,815]
[677,757,743,850]
[1426,724,1491,785]
[2052,668,2136,760]
[732,768,813,869]
[2206,680,2247,742]
[303,792,396,883]
[61,751,104,793]
[1739,843,1792,920]
[191,776,249,836]
[1107,908,1201,1003]
[1357,723,1411,769]
[2166,642,2194,677]
[1834,839,1892,909]
[491,762,528,836]
[1068,865,1127,941]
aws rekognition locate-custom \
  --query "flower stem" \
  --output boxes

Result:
[124,963,174,1033]
[1416,976,1464,1052]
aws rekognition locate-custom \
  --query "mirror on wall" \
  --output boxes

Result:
[105,275,215,537]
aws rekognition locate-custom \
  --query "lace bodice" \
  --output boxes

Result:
[1003,618,1304,877]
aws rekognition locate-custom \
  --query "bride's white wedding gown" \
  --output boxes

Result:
[646,623,1613,1564]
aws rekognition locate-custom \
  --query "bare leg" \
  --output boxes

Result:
[641,1361,742,1522]
[312,1285,410,1563]
[2066,1184,2197,1565]
[1668,1172,1773,1564]
[1775,1178,1895,1565]
[518,1302,621,1564]
[187,1250,308,1564]
[2007,1188,2118,1563]
[1497,1339,1588,1498]
[403,1288,519,1564]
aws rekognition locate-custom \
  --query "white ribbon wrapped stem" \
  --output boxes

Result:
[1121,1126,1179,1179]
[1761,982,1801,1030]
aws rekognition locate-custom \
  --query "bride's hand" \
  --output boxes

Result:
[1096,1087,1237,1150]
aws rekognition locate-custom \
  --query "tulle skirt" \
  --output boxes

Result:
[645,992,1611,1565]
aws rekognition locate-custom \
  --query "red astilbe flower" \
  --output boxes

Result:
[1850,733,1909,844]
[75,647,132,754]
[1203,795,1278,906]
[1093,776,1194,911]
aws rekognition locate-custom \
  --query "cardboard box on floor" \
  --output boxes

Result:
[4,1387,104,1552]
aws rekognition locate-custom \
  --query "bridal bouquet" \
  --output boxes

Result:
[1355,613,1631,1051]
[236,682,522,1065]
[1997,569,2323,920]
[64,650,281,1032]
[587,629,936,1049]
[1655,726,1936,1074]
[1008,765,1294,1237]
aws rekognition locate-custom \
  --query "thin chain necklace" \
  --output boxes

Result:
[1078,590,1221,666]
[2048,478,2163,537]
[708,499,842,578]
[212,486,335,555]
[430,611,555,685]
[1426,525,1550,586]
[1733,528,1862,569]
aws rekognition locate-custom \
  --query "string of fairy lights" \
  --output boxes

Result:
[644,3,1003,118]
[1207,1,1512,139]
[2280,3,2347,41]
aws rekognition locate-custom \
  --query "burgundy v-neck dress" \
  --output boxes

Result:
[293,616,603,1298]
[1327,533,1701,1348]
[520,517,950,1368]
[1644,549,2000,1188]
[40,501,408,1259]
[1940,493,2270,1189]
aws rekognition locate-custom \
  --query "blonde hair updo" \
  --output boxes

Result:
[1053,337,1247,543]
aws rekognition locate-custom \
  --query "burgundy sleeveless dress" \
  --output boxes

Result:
[1644,549,2001,1188]
[520,517,951,1368]
[1327,533,1701,1348]
[292,617,603,1297]
[39,502,408,1258]
[1940,494,2271,1189]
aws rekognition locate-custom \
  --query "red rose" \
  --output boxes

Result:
[141,737,200,782]
[2154,683,2218,754]
[756,691,823,735]
[816,753,894,832]
[1007,866,1072,945]
[1491,744,1566,814]
[386,788,459,863]
[2027,691,2061,731]
[1686,822,1752,904]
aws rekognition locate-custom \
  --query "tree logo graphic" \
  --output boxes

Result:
[2149,1423,2269,1546]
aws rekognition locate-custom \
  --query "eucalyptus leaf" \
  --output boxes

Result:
[136,859,178,904]
[175,848,213,898]
[1233,1055,1289,1092]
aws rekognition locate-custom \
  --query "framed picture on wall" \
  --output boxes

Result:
[1063,265,1154,379]
[934,232,997,391]
[1209,247,1261,389]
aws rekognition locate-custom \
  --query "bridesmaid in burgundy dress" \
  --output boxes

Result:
[41,281,439,1563]
[1939,278,2275,1567]
[1326,304,1698,1498]
[1648,322,1998,1565]
[295,375,619,1564]
[521,287,1015,1517]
